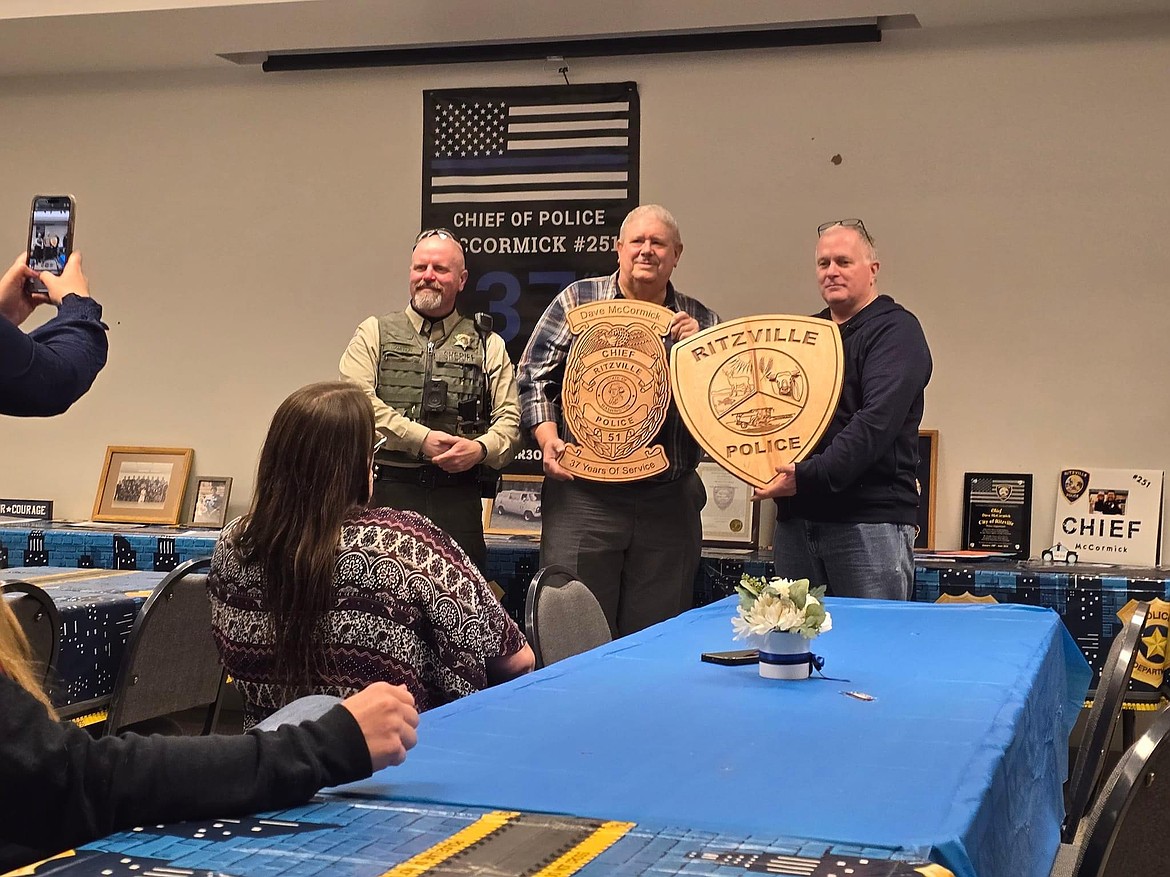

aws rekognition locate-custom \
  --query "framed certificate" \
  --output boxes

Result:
[698,460,759,547]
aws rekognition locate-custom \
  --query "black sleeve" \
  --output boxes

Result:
[0,676,372,862]
[0,294,109,417]
[795,312,931,494]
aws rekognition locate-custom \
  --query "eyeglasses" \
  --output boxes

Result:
[415,228,465,253]
[817,218,872,244]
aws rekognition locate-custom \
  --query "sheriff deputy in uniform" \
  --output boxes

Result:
[339,228,521,569]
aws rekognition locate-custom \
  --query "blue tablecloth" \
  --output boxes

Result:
[345,597,1090,877]
[0,525,772,625]
[2,567,165,705]
[916,559,1170,696]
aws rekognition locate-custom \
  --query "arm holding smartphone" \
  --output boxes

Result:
[0,251,108,417]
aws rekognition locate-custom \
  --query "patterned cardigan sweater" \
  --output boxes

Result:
[207,507,527,727]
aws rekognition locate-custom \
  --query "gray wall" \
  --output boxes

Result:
[3,14,1168,559]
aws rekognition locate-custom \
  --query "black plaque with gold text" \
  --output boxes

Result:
[961,473,1033,559]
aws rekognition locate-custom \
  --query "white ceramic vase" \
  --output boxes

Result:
[759,630,812,680]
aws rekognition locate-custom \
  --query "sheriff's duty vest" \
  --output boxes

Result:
[376,313,485,463]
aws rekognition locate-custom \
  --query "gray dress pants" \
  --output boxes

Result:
[539,471,706,637]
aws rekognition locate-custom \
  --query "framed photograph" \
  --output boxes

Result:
[190,476,232,528]
[92,446,194,525]
[698,460,758,547]
[487,474,543,537]
[915,430,939,549]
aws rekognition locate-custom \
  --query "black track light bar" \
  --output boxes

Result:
[261,23,881,72]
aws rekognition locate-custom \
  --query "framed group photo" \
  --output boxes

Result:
[486,474,543,537]
[190,476,232,529]
[92,446,194,525]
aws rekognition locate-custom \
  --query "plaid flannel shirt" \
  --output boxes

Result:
[517,271,720,481]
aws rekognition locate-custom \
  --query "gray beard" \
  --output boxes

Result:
[412,289,444,314]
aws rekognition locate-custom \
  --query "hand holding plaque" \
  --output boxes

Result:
[670,315,844,488]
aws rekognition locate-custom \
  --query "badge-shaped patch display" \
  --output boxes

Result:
[1061,469,1090,503]
[561,300,674,481]
[671,315,844,488]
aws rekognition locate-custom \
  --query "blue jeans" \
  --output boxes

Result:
[254,695,342,731]
[771,519,915,600]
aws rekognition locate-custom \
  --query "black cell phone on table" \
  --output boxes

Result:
[700,648,759,666]
[26,194,76,295]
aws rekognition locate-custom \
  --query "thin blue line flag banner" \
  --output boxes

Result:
[422,83,639,344]
[422,82,640,474]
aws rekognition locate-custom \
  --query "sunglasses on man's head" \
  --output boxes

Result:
[415,228,465,253]
[817,218,872,244]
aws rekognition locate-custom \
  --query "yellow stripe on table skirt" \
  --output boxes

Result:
[70,709,108,728]
[1083,699,1167,711]
[17,569,134,586]
[378,810,520,877]
[1,848,75,876]
[530,820,636,877]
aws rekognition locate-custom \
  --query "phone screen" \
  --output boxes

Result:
[27,195,75,294]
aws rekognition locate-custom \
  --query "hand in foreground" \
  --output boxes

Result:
[668,310,701,341]
[0,252,44,326]
[751,464,798,500]
[431,436,486,473]
[340,682,419,771]
[38,251,90,306]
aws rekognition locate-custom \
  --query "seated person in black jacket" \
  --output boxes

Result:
[0,595,419,871]
[0,246,420,871]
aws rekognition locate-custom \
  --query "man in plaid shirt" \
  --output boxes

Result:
[518,205,719,637]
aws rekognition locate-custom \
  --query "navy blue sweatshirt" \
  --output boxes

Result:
[0,293,108,417]
[776,294,932,526]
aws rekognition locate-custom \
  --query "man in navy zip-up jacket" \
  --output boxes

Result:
[755,220,932,600]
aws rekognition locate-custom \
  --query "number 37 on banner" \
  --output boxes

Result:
[474,270,576,344]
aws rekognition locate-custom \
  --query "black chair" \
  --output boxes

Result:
[1063,704,1170,876]
[524,565,612,670]
[102,557,225,736]
[1061,601,1150,844]
[1,580,61,688]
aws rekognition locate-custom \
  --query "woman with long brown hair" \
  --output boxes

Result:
[208,381,532,727]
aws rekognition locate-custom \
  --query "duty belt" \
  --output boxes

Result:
[375,463,480,487]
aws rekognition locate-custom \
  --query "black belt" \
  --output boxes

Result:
[374,464,480,487]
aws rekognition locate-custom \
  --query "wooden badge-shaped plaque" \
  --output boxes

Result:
[561,300,674,481]
[670,315,844,488]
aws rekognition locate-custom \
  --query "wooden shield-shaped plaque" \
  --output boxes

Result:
[670,315,844,488]
[561,300,674,481]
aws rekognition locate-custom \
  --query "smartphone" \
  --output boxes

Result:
[26,194,76,295]
[700,648,759,666]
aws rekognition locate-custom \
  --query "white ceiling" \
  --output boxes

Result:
[0,0,1167,77]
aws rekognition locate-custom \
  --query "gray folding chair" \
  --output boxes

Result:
[524,565,612,669]
[1058,704,1170,876]
[1,580,61,688]
[102,557,225,736]
[1062,601,1150,844]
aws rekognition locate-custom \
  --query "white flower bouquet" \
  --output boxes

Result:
[731,574,833,641]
